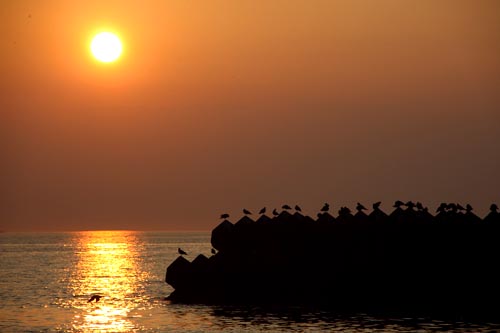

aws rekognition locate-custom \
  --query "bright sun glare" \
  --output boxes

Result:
[90,32,122,63]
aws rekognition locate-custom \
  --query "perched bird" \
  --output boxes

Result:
[178,248,187,255]
[405,201,416,210]
[295,205,302,212]
[356,203,367,212]
[416,202,424,211]
[320,203,330,212]
[220,213,229,219]
[258,207,266,214]
[87,294,102,303]
[272,208,279,216]
[211,248,216,255]
[466,204,474,213]
[282,204,292,210]
[243,209,252,215]
[372,201,382,210]
[491,204,499,212]
[393,200,405,208]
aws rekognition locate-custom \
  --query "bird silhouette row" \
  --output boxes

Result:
[220,201,498,220]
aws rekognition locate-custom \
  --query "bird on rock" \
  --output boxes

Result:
[356,203,367,212]
[295,205,302,212]
[259,207,266,214]
[272,208,279,216]
[243,209,252,215]
[320,203,330,212]
[282,204,292,210]
[220,213,229,219]
[178,248,187,255]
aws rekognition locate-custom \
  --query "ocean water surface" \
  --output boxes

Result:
[0,231,499,333]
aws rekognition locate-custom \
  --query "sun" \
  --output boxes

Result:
[90,32,123,63]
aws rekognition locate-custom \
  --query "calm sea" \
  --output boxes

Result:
[0,231,499,333]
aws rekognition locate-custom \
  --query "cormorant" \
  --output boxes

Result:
[258,207,266,214]
[220,213,229,219]
[178,248,187,255]
[88,295,102,303]
[243,209,252,215]
[295,205,302,212]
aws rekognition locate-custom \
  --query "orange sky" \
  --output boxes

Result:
[1,1,499,231]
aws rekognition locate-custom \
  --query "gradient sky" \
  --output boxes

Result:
[1,1,499,231]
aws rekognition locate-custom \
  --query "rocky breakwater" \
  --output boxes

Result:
[166,202,500,318]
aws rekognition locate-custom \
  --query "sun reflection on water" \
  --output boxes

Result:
[68,231,148,332]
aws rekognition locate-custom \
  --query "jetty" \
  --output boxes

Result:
[165,202,500,318]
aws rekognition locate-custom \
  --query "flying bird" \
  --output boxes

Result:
[88,295,102,303]
[178,248,187,255]
[320,203,329,212]
[295,205,302,212]
[258,207,266,214]
[220,213,229,219]
[272,208,279,216]
[243,209,252,215]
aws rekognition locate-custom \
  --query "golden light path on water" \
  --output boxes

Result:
[67,231,150,332]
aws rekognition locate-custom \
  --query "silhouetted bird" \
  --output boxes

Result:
[372,201,381,210]
[416,202,424,211]
[88,295,102,303]
[295,205,302,212]
[272,208,279,216]
[282,204,292,210]
[405,201,416,210]
[178,248,187,255]
[320,203,329,212]
[243,209,252,215]
[393,200,404,208]
[211,248,216,255]
[466,204,473,213]
[491,204,499,212]
[220,213,229,219]
[258,207,266,214]
[356,203,367,212]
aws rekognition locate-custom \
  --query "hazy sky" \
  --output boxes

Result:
[1,1,499,231]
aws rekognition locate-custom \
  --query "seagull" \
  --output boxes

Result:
[295,205,302,212]
[258,207,266,214]
[243,209,252,215]
[372,201,381,210]
[272,208,279,216]
[178,248,187,255]
[220,213,229,219]
[356,202,367,212]
[466,204,473,213]
[320,203,329,212]
[491,204,499,212]
[282,204,292,210]
[393,200,405,208]
[88,294,103,303]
